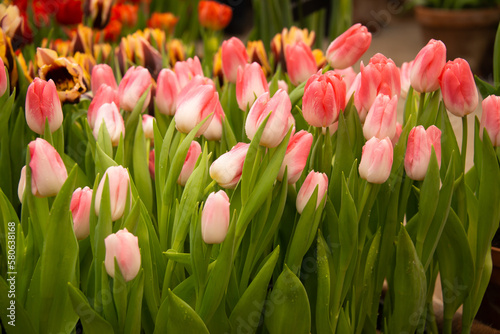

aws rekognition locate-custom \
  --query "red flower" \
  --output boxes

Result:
[56,0,83,25]
[147,12,178,34]
[198,0,232,31]
[110,4,138,27]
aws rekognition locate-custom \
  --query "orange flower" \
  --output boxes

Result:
[147,12,178,34]
[247,40,271,76]
[198,0,232,31]
[167,39,185,66]
[95,19,122,42]
[110,4,138,27]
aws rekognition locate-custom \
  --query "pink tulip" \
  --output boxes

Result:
[149,149,155,179]
[118,66,152,112]
[410,39,446,93]
[175,83,219,136]
[277,80,288,93]
[176,75,215,106]
[95,165,130,221]
[93,102,125,146]
[333,67,357,93]
[104,228,141,282]
[202,190,230,244]
[18,166,26,203]
[203,102,225,141]
[25,78,63,135]
[155,68,180,116]
[142,114,155,140]
[400,61,414,99]
[302,71,346,127]
[346,72,361,103]
[278,130,313,184]
[178,141,202,186]
[439,58,478,117]
[404,125,442,181]
[355,53,400,122]
[480,95,500,146]
[221,37,248,83]
[359,137,393,184]
[363,94,398,140]
[88,84,120,129]
[209,142,249,188]
[91,64,117,94]
[70,186,93,240]
[326,23,372,69]
[285,42,317,86]
[296,171,328,214]
[236,62,269,111]
[0,57,7,96]
[29,138,68,197]
[392,122,403,146]
[245,89,292,148]
[174,56,204,89]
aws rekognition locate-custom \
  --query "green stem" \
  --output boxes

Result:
[417,92,427,124]
[461,116,468,169]
[442,317,453,334]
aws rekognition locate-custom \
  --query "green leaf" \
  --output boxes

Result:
[124,270,144,334]
[0,276,37,334]
[113,260,127,332]
[133,118,153,214]
[124,87,151,168]
[316,231,333,333]
[97,121,113,158]
[264,265,311,334]
[154,289,210,334]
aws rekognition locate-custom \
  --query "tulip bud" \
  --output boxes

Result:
[404,125,442,181]
[245,90,292,148]
[142,114,154,140]
[25,78,63,135]
[29,138,68,197]
[0,57,7,96]
[93,102,125,146]
[359,137,393,184]
[175,83,219,136]
[363,94,398,140]
[70,186,93,240]
[221,37,248,83]
[18,166,26,203]
[210,143,249,188]
[202,190,230,244]
[326,23,372,69]
[149,149,155,179]
[400,61,413,99]
[285,42,317,86]
[104,228,141,282]
[88,84,119,129]
[302,71,346,128]
[118,66,152,112]
[203,103,225,141]
[278,130,313,184]
[155,68,180,116]
[174,56,204,89]
[236,62,269,111]
[296,171,328,214]
[95,166,130,221]
[480,95,500,147]
[91,63,117,94]
[177,141,202,186]
[439,58,478,117]
[410,39,446,93]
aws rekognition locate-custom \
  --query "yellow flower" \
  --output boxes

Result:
[312,49,326,70]
[0,30,18,89]
[247,40,271,76]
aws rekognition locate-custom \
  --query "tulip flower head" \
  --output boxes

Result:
[29,138,68,197]
[410,39,446,93]
[178,141,202,186]
[285,42,317,86]
[480,95,500,147]
[245,89,292,148]
[104,228,141,282]
[93,102,125,146]
[155,68,180,116]
[363,94,398,140]
[278,130,313,184]
[70,187,93,240]
[147,12,179,33]
[118,66,152,112]
[95,166,130,221]
[439,58,478,117]
[202,190,230,244]
[296,171,328,214]
[203,102,225,141]
[174,56,204,89]
[91,63,117,94]
[400,60,414,99]
[359,137,394,184]
[142,114,155,140]
[18,166,26,203]
[236,62,269,111]
[221,37,248,83]
[88,84,120,129]
[404,125,442,181]
[0,56,6,96]
[198,0,233,31]
[149,149,155,179]
[326,23,372,70]
[210,142,249,188]
[25,78,64,135]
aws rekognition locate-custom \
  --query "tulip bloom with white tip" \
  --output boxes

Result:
[25,78,63,135]
[174,56,204,89]
[326,23,372,69]
[480,95,500,146]
[178,141,202,186]
[404,125,442,181]
[363,94,398,140]
[400,60,413,99]
[155,68,180,116]
[439,58,478,117]
[104,228,141,282]
[278,130,313,184]
[410,39,446,93]
[236,62,269,111]
[29,138,68,197]
[70,187,93,240]
[118,66,152,112]
[296,171,328,214]
[88,84,119,129]
[245,89,292,148]
[285,42,317,86]
[142,114,155,140]
[359,137,393,184]
[93,102,125,146]
[221,37,248,83]
[91,64,117,94]
[210,142,249,188]
[95,166,130,221]
[18,166,26,203]
[202,190,230,244]
[203,102,225,141]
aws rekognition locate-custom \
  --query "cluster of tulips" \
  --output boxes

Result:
[0,15,500,334]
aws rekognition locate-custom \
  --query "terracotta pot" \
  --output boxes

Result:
[414,6,500,76]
